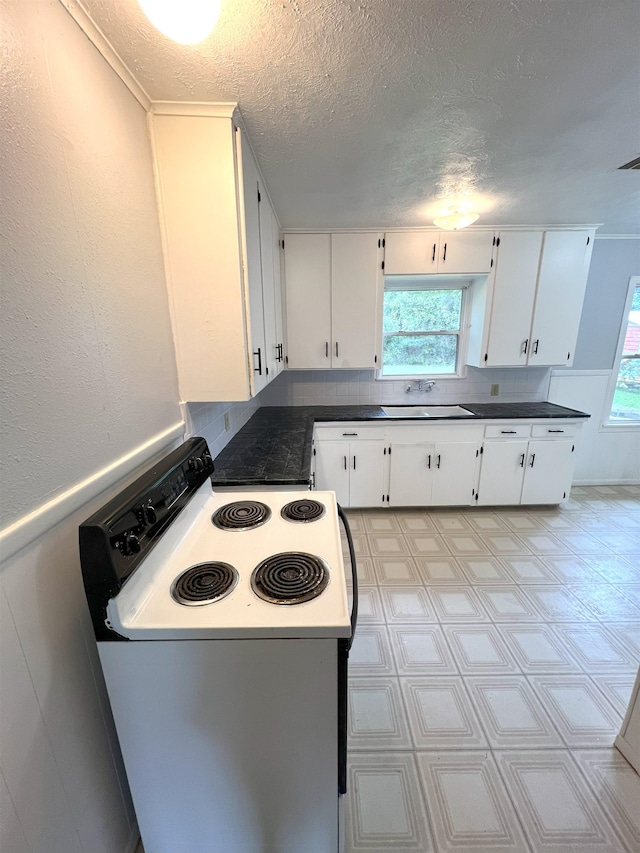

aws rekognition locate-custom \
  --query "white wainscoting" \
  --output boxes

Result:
[548,370,640,484]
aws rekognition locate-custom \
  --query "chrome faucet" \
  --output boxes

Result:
[405,380,436,393]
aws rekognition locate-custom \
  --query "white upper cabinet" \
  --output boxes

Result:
[258,188,284,381]
[467,229,595,368]
[283,234,332,369]
[284,233,382,369]
[150,110,282,401]
[383,230,494,275]
[331,233,381,368]
[238,138,267,394]
[528,230,595,366]
[469,231,544,367]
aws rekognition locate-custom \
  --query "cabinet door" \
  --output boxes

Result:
[383,232,439,274]
[331,233,381,368]
[283,234,332,368]
[431,441,479,506]
[529,231,595,366]
[388,443,433,506]
[238,141,267,393]
[349,442,388,508]
[258,188,279,382]
[271,208,285,377]
[521,440,576,504]
[485,232,543,366]
[314,441,350,507]
[438,231,494,275]
[477,441,528,506]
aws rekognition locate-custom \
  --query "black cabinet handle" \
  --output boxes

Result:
[325,341,329,358]
[532,339,539,355]
[253,348,262,375]
[519,453,525,468]
[436,454,441,469]
[529,453,536,468]
[501,430,517,434]
[353,455,356,470]
[521,339,529,355]
[427,454,431,469]
[432,243,436,263]
[548,429,565,433]
[276,343,283,362]
[343,456,347,470]
[442,242,447,262]
[336,342,339,357]
[342,432,358,436]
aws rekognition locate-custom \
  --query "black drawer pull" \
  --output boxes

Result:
[501,430,517,434]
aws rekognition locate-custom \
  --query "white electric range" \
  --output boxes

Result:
[80,437,358,853]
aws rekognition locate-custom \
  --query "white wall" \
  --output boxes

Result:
[0,2,182,851]
[548,370,640,483]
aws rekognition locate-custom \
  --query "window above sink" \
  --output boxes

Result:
[378,276,472,381]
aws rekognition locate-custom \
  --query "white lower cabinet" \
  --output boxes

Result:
[312,420,582,508]
[388,441,480,507]
[314,438,388,508]
[478,425,579,506]
[520,440,577,504]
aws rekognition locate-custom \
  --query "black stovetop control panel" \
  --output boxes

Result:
[79,437,213,641]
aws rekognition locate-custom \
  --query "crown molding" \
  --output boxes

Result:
[150,102,238,119]
[58,0,151,109]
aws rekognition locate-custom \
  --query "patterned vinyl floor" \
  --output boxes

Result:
[342,485,640,853]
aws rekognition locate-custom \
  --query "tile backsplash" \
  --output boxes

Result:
[186,366,551,458]
[258,366,552,407]
[183,397,260,459]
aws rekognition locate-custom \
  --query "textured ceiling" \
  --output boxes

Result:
[79,0,639,233]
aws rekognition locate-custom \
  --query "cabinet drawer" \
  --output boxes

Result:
[314,425,384,441]
[531,423,578,438]
[484,424,531,438]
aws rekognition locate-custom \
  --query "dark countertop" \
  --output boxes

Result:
[211,402,589,487]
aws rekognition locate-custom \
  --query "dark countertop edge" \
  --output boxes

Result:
[211,402,590,486]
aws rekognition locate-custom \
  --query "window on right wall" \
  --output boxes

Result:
[607,276,640,424]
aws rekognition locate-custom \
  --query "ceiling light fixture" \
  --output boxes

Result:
[433,209,480,231]
[137,0,221,44]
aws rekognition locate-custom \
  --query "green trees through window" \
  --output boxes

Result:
[382,288,463,376]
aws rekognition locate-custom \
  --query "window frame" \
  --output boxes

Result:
[602,275,640,429]
[376,278,471,381]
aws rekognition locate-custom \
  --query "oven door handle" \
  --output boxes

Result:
[337,503,358,650]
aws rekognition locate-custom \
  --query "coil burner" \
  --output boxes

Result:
[281,499,326,523]
[211,501,272,531]
[251,552,329,605]
[171,562,238,606]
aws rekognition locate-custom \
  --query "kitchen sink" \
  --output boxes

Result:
[382,405,474,418]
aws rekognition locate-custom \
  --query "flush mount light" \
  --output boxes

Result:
[137,0,221,44]
[433,209,480,231]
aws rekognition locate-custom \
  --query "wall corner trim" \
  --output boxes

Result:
[58,0,152,109]
[0,421,185,564]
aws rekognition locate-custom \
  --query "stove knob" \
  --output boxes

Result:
[145,505,158,525]
[202,452,213,471]
[123,533,141,555]
[189,457,204,472]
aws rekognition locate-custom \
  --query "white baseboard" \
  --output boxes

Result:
[0,421,184,563]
